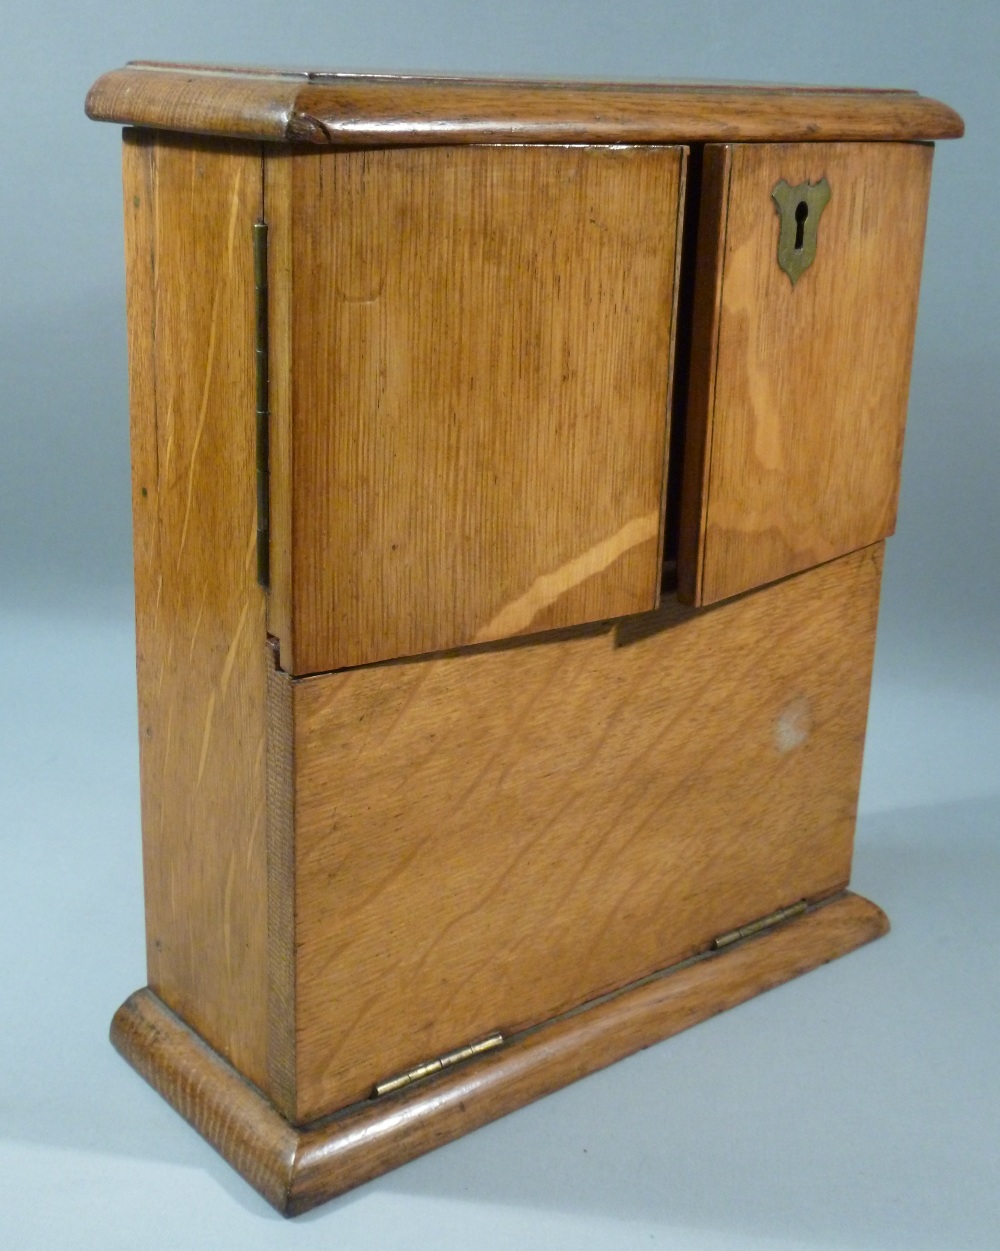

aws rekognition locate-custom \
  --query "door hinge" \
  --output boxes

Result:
[253,219,270,589]
[372,1032,505,1099]
[712,900,808,950]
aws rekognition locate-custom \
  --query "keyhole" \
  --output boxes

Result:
[794,200,809,250]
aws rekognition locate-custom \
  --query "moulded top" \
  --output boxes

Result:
[86,61,964,146]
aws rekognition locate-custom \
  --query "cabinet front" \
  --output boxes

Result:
[678,141,933,605]
[266,143,685,675]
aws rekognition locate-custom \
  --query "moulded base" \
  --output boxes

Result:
[110,890,888,1216]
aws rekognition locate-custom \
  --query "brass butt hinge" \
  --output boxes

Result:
[373,1032,505,1099]
[712,900,809,950]
[253,220,270,589]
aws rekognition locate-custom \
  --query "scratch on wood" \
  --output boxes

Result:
[151,572,164,636]
[474,511,659,642]
[244,525,257,575]
[157,699,176,841]
[144,140,163,513]
[177,163,245,563]
[220,598,251,698]
[156,633,176,699]
[223,852,236,978]
[196,689,218,787]
[246,769,265,872]
[187,583,209,661]
[160,397,175,493]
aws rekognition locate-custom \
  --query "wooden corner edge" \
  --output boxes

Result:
[110,990,300,1215]
[109,892,889,1217]
[85,66,303,143]
[921,96,965,139]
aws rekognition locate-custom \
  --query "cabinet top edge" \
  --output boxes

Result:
[86,62,964,145]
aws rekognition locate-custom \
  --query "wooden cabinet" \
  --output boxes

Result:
[87,63,962,1215]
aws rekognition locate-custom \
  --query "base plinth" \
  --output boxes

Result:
[110,891,888,1216]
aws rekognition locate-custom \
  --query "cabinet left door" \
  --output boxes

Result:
[265,143,686,675]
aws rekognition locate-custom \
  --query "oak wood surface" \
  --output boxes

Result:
[87,63,964,145]
[679,142,932,606]
[111,892,889,1216]
[268,143,684,674]
[123,132,272,1089]
[285,544,882,1121]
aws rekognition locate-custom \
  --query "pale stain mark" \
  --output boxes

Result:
[474,510,659,643]
[775,696,813,754]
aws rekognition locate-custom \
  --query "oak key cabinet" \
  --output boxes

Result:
[86,63,962,1215]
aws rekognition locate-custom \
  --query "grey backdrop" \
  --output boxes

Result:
[1,3,997,1249]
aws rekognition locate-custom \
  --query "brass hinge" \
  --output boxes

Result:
[373,1032,505,1099]
[712,900,809,950]
[253,220,270,589]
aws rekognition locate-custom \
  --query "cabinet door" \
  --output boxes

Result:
[285,544,882,1120]
[267,144,685,674]
[678,142,932,605]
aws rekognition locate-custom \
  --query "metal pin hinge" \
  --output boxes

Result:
[712,900,809,950]
[373,1032,505,1099]
[253,220,270,589]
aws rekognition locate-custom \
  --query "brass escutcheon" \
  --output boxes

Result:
[772,177,831,285]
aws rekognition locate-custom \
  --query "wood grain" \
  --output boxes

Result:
[268,143,684,674]
[111,892,889,1216]
[262,156,293,654]
[87,63,965,145]
[265,642,296,1115]
[679,142,932,606]
[123,132,272,1089]
[286,544,883,1121]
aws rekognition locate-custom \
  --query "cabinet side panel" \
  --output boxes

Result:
[291,543,883,1121]
[287,144,684,673]
[124,132,271,1088]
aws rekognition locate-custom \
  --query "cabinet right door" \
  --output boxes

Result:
[679,142,933,606]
